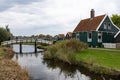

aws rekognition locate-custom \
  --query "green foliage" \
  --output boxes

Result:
[0,27,10,43]
[60,39,88,53]
[44,39,88,64]
[111,14,120,28]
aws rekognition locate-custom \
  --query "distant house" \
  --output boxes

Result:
[58,34,65,40]
[65,32,72,40]
[54,34,65,41]
[72,9,120,47]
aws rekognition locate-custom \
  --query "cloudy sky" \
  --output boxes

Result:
[0,0,120,36]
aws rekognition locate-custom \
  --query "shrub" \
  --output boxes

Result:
[59,39,88,53]
[44,39,88,63]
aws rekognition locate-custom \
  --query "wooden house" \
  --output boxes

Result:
[54,34,65,41]
[65,32,72,40]
[72,9,120,47]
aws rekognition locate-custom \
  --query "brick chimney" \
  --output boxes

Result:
[90,9,95,18]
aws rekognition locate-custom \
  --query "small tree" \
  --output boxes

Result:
[111,14,120,28]
[0,27,10,43]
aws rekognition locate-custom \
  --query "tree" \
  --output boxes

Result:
[46,34,52,40]
[0,27,10,43]
[111,14,120,28]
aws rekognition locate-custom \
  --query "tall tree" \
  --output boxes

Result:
[0,27,10,43]
[111,14,120,28]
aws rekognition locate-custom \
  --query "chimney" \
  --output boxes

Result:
[90,9,95,18]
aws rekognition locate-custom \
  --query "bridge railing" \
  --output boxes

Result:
[1,38,53,46]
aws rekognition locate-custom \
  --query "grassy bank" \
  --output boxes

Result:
[0,47,29,80]
[43,39,120,77]
[76,49,120,76]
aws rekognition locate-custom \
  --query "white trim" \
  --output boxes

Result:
[96,14,107,31]
[108,16,120,31]
[87,32,92,42]
[98,32,102,43]
[114,31,120,38]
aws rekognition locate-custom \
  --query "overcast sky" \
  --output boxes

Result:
[0,0,120,36]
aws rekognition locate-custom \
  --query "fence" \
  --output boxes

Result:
[116,43,120,48]
[103,43,116,48]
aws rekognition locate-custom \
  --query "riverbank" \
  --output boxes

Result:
[0,47,29,80]
[43,40,120,79]
[76,49,120,77]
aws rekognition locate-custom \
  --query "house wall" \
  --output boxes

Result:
[102,32,115,43]
[58,37,64,40]
[79,32,87,43]
[73,31,101,47]
[72,33,76,39]
[115,33,120,43]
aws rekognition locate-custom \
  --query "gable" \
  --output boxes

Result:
[73,15,106,32]
[97,15,120,34]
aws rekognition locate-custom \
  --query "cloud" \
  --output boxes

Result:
[0,0,120,36]
[0,0,40,11]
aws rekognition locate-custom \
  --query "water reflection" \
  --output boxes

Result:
[12,44,117,80]
[15,53,39,60]
[42,60,91,80]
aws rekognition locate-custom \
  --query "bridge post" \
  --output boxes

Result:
[20,40,22,53]
[34,39,37,53]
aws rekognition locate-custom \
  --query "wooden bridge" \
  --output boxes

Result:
[1,38,53,46]
[1,38,53,53]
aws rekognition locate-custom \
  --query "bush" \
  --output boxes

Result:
[44,39,88,63]
[60,39,88,53]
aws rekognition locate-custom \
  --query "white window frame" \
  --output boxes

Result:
[87,32,92,42]
[108,23,111,30]
[104,22,107,29]
[98,32,102,43]
[76,32,79,40]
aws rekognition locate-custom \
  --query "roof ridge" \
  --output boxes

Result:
[81,14,106,21]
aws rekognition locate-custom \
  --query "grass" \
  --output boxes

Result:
[76,49,120,71]
[0,59,29,80]
[0,46,29,80]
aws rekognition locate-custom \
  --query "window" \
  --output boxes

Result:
[104,22,107,29]
[88,32,92,42]
[76,33,79,40]
[108,23,111,30]
[98,32,102,43]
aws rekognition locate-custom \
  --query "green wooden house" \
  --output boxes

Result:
[54,34,65,41]
[72,9,120,47]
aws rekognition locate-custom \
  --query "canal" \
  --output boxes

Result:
[12,44,115,80]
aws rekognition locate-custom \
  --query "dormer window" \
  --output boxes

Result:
[108,23,111,30]
[104,22,107,29]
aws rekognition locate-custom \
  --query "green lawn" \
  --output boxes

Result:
[76,49,120,71]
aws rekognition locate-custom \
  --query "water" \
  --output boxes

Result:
[12,44,117,80]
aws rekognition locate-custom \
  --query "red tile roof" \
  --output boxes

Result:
[59,34,65,38]
[73,14,106,32]
[67,32,72,36]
